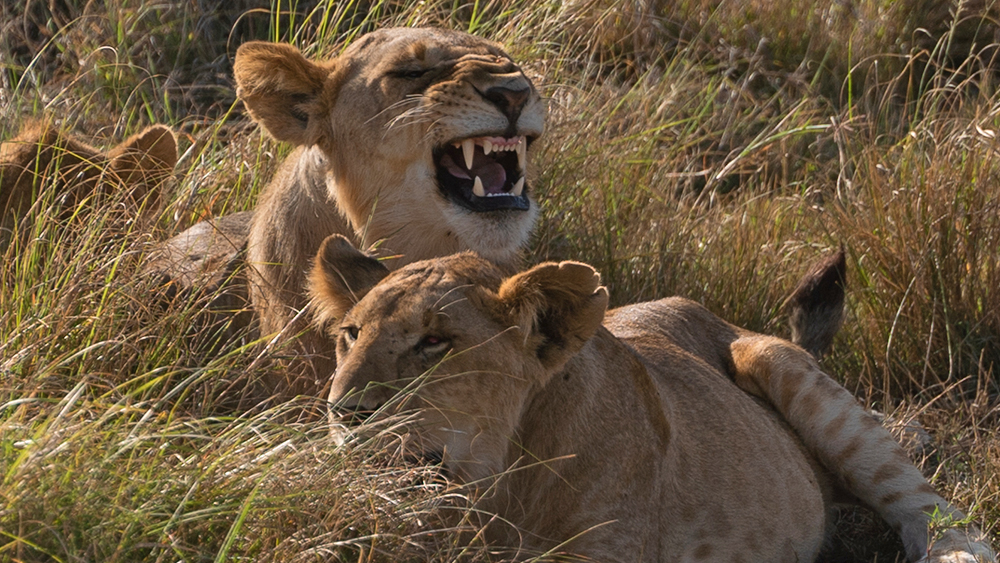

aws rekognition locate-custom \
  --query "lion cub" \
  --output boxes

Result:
[0,120,175,234]
[309,234,995,563]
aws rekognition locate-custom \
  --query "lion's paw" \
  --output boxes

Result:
[921,528,997,563]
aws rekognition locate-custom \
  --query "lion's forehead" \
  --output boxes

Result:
[349,27,507,69]
[353,259,500,327]
[353,27,503,54]
[356,274,468,324]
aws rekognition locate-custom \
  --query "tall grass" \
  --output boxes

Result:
[1,0,998,561]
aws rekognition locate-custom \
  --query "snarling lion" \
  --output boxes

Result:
[234,27,544,394]
[309,235,996,563]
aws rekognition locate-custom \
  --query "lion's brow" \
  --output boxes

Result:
[375,268,450,313]
[416,268,448,293]
[385,48,433,69]
[433,284,474,313]
[408,41,427,60]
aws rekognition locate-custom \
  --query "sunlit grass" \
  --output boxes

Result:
[1,0,998,560]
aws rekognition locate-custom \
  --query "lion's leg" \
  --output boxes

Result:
[728,335,993,563]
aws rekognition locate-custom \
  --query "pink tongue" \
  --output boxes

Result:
[442,154,470,179]
[442,152,508,194]
[474,161,507,194]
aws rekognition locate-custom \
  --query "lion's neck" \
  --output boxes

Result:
[325,160,523,269]
[479,329,672,553]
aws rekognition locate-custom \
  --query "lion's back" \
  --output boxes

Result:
[610,325,833,561]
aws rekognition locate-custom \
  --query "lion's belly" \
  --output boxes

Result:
[625,335,831,562]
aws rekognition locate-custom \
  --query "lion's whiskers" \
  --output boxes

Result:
[367,95,423,127]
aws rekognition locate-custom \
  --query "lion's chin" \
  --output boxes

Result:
[434,134,532,212]
[443,201,537,265]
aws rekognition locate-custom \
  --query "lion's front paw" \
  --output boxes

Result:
[921,528,997,563]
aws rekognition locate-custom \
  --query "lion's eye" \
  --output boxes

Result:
[417,335,450,354]
[393,68,429,79]
[341,325,360,345]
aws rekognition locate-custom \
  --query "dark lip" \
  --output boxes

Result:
[433,136,534,213]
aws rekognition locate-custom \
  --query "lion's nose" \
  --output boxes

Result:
[484,86,530,125]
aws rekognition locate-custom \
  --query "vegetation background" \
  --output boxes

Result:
[1,0,998,561]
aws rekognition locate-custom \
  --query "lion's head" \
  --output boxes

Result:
[1,121,175,224]
[308,234,607,482]
[234,27,545,265]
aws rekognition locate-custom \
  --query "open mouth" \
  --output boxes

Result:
[434,135,531,212]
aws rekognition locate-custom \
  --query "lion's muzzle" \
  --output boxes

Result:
[483,85,531,130]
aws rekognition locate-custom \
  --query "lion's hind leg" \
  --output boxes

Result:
[727,335,993,562]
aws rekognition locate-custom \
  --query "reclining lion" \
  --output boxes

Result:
[0,120,175,236]
[308,234,995,563]
[232,27,544,394]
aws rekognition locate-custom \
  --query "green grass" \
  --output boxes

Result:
[2,0,999,561]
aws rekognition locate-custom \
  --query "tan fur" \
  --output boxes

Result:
[234,28,544,395]
[0,121,175,228]
[0,121,175,257]
[309,237,995,563]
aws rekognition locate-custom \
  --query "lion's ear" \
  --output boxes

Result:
[308,234,390,328]
[108,125,177,194]
[498,261,609,372]
[234,42,332,146]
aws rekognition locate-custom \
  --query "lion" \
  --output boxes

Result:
[0,120,175,238]
[308,234,996,563]
[232,27,544,395]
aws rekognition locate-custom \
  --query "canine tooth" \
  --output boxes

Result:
[473,176,486,197]
[483,139,493,155]
[516,139,526,170]
[462,139,475,169]
[512,177,524,196]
